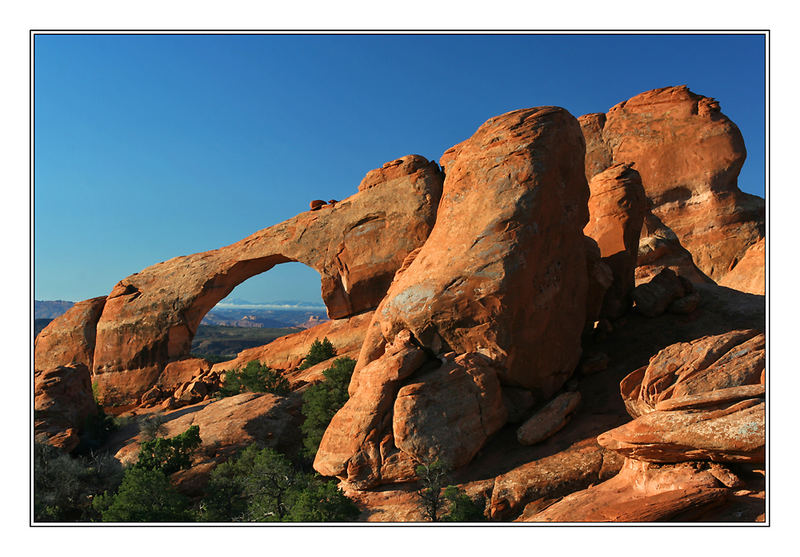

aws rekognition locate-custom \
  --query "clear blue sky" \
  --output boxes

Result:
[34,33,766,305]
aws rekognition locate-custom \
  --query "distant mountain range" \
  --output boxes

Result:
[34,299,329,330]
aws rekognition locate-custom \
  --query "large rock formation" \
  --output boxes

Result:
[579,86,764,282]
[34,296,106,372]
[34,296,107,451]
[584,163,647,318]
[315,106,591,487]
[91,157,443,407]
[601,329,765,463]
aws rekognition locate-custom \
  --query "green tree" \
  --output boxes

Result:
[199,444,359,522]
[134,424,201,475]
[300,357,355,458]
[285,476,360,522]
[218,361,290,397]
[298,337,336,370]
[92,467,192,522]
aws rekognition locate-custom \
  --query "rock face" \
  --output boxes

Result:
[91,160,442,406]
[601,330,765,463]
[34,364,97,452]
[358,106,590,396]
[34,296,106,373]
[580,86,764,282]
[34,296,107,450]
[584,163,648,318]
[719,238,766,295]
[315,106,591,487]
[115,392,302,467]
[523,458,730,522]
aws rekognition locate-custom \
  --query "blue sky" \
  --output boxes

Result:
[34,33,766,305]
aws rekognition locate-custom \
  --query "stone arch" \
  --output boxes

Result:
[87,155,443,407]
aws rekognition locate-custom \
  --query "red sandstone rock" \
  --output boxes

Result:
[516,392,581,446]
[583,237,614,328]
[356,106,590,398]
[597,399,764,463]
[159,358,212,393]
[34,296,106,372]
[309,199,325,210]
[580,86,764,281]
[358,155,439,192]
[114,392,302,467]
[719,238,766,295]
[315,106,591,487]
[489,438,624,520]
[34,364,97,452]
[603,330,766,463]
[90,158,441,407]
[584,163,648,318]
[624,329,764,413]
[521,458,729,522]
[393,352,507,469]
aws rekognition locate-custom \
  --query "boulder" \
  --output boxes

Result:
[34,364,97,452]
[309,199,326,210]
[584,163,648,318]
[90,158,442,407]
[489,438,624,520]
[580,86,764,282]
[393,352,507,469]
[719,238,766,295]
[34,296,106,372]
[521,458,729,522]
[516,391,582,446]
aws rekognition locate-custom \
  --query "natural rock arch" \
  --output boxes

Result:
[48,155,443,408]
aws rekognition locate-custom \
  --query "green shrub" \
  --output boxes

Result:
[134,425,201,476]
[300,357,355,458]
[298,337,336,370]
[33,442,123,522]
[92,467,192,522]
[441,485,486,522]
[218,361,290,397]
[199,444,358,522]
